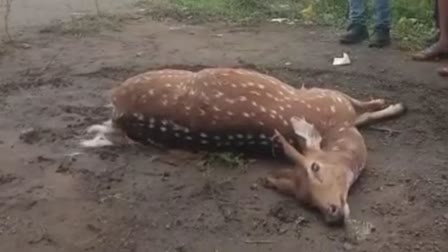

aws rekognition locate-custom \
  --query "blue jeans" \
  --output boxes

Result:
[348,0,391,29]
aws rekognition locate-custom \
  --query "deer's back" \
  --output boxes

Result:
[110,68,356,154]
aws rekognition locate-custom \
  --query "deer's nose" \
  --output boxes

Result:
[325,204,346,226]
[329,204,338,214]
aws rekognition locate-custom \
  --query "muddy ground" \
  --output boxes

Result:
[1,10,448,252]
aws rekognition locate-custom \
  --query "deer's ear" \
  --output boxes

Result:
[290,117,322,150]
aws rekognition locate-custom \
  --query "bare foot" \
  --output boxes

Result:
[438,66,448,77]
[412,42,448,61]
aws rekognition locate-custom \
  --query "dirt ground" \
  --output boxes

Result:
[1,7,448,252]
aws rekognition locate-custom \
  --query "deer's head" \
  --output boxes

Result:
[272,117,357,225]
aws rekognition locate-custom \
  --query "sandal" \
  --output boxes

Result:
[437,66,448,77]
[412,43,448,61]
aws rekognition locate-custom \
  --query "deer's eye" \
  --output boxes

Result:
[311,162,320,172]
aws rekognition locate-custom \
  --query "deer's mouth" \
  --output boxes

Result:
[323,203,350,226]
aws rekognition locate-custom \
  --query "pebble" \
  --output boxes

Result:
[250,183,258,190]
[343,242,353,251]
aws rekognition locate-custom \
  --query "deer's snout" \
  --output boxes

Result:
[324,203,349,226]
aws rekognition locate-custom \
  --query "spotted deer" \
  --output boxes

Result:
[80,67,406,225]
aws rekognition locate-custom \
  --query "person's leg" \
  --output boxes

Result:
[437,0,448,76]
[426,0,441,46]
[369,0,391,48]
[435,0,440,29]
[413,0,448,61]
[340,0,369,44]
[438,0,448,44]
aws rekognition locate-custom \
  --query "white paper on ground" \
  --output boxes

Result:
[333,52,351,66]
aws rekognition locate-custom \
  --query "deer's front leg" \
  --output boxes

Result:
[263,168,297,197]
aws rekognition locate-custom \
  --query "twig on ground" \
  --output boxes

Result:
[94,0,101,16]
[3,0,13,42]
[244,239,275,244]
[366,126,402,136]
[39,48,63,73]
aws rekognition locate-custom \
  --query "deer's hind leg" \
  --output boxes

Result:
[80,119,132,148]
[342,94,387,112]
[355,103,406,127]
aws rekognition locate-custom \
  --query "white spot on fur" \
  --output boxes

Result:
[250,91,261,96]
[225,98,236,104]
[330,106,336,113]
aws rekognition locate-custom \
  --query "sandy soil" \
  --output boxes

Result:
[1,6,448,252]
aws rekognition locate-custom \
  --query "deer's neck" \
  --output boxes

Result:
[323,127,367,185]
